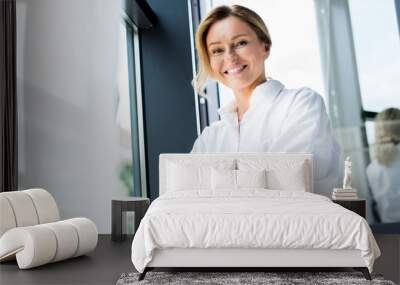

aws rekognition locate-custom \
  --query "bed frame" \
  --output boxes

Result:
[140,248,370,280]
[138,153,372,280]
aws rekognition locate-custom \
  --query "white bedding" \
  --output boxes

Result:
[131,190,380,273]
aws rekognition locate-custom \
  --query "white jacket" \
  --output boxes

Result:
[191,79,340,195]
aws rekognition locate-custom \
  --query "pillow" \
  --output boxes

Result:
[210,168,236,190]
[236,169,267,189]
[238,159,307,191]
[211,168,268,190]
[167,162,209,191]
[267,162,306,191]
[166,159,236,191]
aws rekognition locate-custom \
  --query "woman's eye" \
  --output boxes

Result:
[211,48,224,55]
[235,40,248,48]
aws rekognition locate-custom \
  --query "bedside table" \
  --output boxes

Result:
[332,199,366,218]
[111,197,150,242]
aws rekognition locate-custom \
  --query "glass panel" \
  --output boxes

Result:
[349,0,400,112]
[367,117,400,224]
[126,24,143,197]
[116,21,142,197]
[347,0,400,228]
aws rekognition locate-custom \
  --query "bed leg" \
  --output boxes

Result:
[354,267,371,280]
[138,268,148,281]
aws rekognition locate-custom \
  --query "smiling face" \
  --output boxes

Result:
[206,16,269,94]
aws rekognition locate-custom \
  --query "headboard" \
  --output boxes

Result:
[159,153,313,195]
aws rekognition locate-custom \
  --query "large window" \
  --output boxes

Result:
[116,19,146,198]
[349,0,400,113]
[349,0,400,147]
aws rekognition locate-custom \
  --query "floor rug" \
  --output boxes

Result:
[116,271,396,285]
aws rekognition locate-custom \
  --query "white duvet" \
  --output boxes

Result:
[131,190,380,273]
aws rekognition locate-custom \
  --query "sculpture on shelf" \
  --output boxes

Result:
[343,156,352,190]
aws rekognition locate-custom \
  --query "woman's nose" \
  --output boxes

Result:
[225,48,238,61]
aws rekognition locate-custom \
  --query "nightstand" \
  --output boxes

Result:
[332,199,366,218]
[111,197,150,242]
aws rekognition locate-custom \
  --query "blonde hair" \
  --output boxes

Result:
[374,108,400,166]
[193,5,271,96]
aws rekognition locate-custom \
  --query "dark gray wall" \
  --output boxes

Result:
[139,0,197,200]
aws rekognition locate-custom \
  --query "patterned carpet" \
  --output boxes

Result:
[116,271,396,285]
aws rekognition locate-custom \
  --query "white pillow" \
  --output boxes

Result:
[167,160,236,191]
[211,168,236,190]
[238,159,307,191]
[236,169,267,189]
[211,168,268,190]
[167,162,209,191]
[271,162,306,191]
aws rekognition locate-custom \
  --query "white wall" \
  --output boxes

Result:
[16,0,124,233]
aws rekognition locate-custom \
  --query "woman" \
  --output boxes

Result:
[190,5,340,195]
[367,108,400,223]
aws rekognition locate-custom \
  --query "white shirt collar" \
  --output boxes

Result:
[217,79,285,118]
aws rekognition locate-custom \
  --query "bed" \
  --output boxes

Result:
[131,153,380,280]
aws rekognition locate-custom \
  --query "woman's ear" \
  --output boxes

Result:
[264,45,270,59]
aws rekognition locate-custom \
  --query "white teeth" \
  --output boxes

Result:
[226,65,246,75]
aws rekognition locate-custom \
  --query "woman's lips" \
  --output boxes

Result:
[224,65,247,76]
